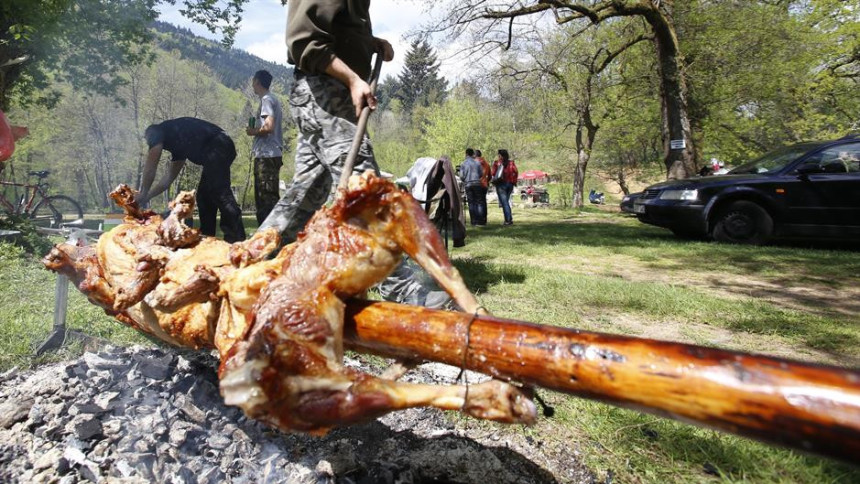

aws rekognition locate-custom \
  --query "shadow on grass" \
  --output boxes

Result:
[453,256,527,294]
[474,218,860,296]
[727,313,860,363]
[598,405,859,483]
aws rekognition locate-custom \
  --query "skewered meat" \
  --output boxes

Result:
[43,172,536,434]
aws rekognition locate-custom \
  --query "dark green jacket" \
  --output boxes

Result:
[286,0,375,80]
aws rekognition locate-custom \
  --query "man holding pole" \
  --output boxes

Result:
[258,0,451,309]
[258,0,393,242]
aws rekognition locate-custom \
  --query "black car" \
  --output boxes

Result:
[620,192,641,214]
[634,136,860,244]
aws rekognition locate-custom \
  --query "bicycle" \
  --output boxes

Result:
[0,169,84,228]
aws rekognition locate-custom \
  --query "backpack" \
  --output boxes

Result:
[492,162,505,184]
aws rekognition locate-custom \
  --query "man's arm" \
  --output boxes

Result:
[246,114,275,137]
[324,37,395,119]
[136,144,184,205]
[325,57,375,120]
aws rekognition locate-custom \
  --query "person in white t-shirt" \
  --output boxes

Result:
[246,69,284,224]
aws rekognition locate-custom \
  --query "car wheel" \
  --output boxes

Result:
[712,201,773,245]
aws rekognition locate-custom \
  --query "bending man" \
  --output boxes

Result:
[137,117,246,242]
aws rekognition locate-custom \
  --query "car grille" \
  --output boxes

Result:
[641,189,660,200]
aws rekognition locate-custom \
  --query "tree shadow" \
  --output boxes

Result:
[473,219,859,302]
[453,256,527,294]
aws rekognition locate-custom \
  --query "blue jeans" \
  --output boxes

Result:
[465,185,487,225]
[495,182,514,223]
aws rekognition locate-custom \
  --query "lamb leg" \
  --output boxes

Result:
[145,265,220,312]
[220,283,536,434]
[42,243,117,312]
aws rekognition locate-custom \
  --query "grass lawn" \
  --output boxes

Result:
[1,206,858,483]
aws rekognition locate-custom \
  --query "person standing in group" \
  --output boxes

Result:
[246,69,284,224]
[491,149,518,226]
[258,0,452,309]
[474,149,490,225]
[461,148,485,226]
[136,117,246,242]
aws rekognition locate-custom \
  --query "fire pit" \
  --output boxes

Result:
[0,346,590,483]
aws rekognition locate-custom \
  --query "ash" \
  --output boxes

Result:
[0,346,593,483]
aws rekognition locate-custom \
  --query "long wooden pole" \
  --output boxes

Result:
[342,299,860,463]
[337,54,385,191]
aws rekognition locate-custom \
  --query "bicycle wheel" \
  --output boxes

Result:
[30,195,84,228]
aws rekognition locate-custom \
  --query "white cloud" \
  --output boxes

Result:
[245,32,288,66]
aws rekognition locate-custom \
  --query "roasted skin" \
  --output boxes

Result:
[43,172,536,434]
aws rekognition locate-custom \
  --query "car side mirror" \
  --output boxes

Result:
[796,165,824,177]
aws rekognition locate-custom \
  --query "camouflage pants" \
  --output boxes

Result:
[258,71,451,309]
[259,72,377,242]
[253,156,282,225]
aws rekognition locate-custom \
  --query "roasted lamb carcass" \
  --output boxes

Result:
[43,173,536,434]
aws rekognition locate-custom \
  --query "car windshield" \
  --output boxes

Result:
[728,144,818,175]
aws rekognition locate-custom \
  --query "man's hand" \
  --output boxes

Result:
[132,191,149,208]
[246,127,258,136]
[347,78,376,119]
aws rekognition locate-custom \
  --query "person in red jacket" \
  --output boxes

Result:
[490,149,518,225]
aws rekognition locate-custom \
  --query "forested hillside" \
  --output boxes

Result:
[152,22,293,91]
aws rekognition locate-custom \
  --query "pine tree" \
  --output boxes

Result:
[394,39,448,113]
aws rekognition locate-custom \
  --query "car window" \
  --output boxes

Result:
[728,144,815,174]
[794,143,860,175]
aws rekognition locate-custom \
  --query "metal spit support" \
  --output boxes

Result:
[35,228,90,355]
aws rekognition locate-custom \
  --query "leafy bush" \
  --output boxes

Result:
[0,215,55,256]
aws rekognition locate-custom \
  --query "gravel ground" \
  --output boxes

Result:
[0,346,595,483]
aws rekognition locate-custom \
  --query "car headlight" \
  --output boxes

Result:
[659,189,698,201]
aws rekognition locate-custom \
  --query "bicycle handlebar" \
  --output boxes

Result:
[27,170,50,179]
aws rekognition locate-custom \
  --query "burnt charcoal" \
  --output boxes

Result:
[133,352,175,381]
[0,347,591,483]
[73,417,104,440]
[31,447,62,472]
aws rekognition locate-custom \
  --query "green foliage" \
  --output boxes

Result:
[1,0,160,110]
[152,22,293,91]
[390,39,448,114]
[0,214,54,256]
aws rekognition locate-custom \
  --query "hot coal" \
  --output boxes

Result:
[0,346,594,483]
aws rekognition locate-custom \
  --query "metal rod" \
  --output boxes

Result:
[337,53,385,191]
[36,229,91,355]
[342,299,860,463]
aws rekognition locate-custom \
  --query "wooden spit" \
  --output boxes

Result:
[342,299,860,464]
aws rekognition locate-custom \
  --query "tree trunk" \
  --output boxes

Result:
[616,170,629,195]
[573,98,598,208]
[646,6,695,180]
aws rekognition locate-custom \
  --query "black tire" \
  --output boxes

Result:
[31,195,84,229]
[712,200,773,245]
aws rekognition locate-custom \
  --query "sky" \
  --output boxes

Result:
[158,0,462,82]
